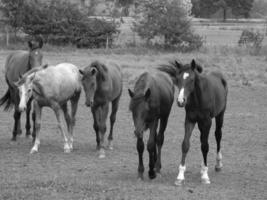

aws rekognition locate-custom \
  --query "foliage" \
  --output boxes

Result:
[191,0,254,20]
[0,0,25,36]
[251,0,267,18]
[238,29,264,55]
[133,0,203,51]
[1,0,119,48]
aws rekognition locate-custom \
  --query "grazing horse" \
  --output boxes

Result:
[79,61,123,158]
[159,59,228,185]
[15,63,81,153]
[0,39,43,140]
[128,71,174,179]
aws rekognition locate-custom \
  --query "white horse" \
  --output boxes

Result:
[15,63,82,153]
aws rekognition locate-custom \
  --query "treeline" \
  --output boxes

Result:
[0,0,119,48]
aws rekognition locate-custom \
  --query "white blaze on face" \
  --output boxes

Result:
[183,72,189,79]
[18,84,27,111]
[177,73,189,104]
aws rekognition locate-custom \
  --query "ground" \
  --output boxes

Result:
[0,49,266,200]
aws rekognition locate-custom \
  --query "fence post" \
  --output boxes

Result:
[106,35,109,49]
[5,25,9,47]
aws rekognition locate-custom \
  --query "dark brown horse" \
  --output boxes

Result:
[79,61,123,158]
[159,59,228,185]
[0,39,43,141]
[128,71,174,180]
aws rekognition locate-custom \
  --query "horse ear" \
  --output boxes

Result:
[38,38,43,48]
[28,73,35,82]
[175,60,182,69]
[144,88,151,100]
[28,41,33,49]
[128,89,134,98]
[14,81,19,87]
[191,59,202,73]
[91,68,97,75]
[79,69,84,76]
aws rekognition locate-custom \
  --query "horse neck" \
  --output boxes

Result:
[189,73,205,108]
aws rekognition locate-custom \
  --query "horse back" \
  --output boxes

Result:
[34,63,81,103]
[5,51,30,84]
[150,72,174,114]
[105,62,123,100]
[206,72,228,115]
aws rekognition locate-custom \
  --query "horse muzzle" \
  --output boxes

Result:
[85,100,94,107]
[177,98,186,107]
[18,105,26,112]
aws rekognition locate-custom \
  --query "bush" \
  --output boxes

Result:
[133,0,203,51]
[4,0,119,48]
[238,29,264,55]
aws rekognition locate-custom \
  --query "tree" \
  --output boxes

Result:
[133,0,203,50]
[192,0,254,20]
[0,0,25,38]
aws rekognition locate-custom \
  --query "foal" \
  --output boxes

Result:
[15,63,81,153]
[79,61,123,158]
[128,71,174,179]
[159,60,228,185]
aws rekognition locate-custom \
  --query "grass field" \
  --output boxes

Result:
[0,47,266,200]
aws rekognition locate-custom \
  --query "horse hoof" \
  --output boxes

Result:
[108,141,113,150]
[137,174,144,181]
[174,179,184,186]
[30,149,38,154]
[99,149,106,159]
[201,178,211,184]
[148,171,156,179]
[215,165,222,172]
[64,148,71,153]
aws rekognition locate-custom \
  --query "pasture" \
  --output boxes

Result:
[0,48,266,200]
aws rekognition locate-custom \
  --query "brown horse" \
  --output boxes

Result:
[0,39,43,141]
[128,71,174,180]
[79,61,123,158]
[159,59,228,185]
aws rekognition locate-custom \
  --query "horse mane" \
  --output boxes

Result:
[157,60,183,84]
[90,61,108,81]
[17,64,48,85]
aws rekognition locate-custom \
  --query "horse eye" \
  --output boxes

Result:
[28,88,32,93]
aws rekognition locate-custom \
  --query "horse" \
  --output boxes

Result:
[158,59,228,185]
[0,38,43,141]
[14,63,81,153]
[128,71,174,180]
[79,61,123,158]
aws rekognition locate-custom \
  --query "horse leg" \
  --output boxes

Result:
[155,116,168,174]
[215,111,225,172]
[61,103,72,151]
[175,117,195,186]
[147,119,158,179]
[198,118,212,184]
[137,136,145,180]
[31,110,36,142]
[25,98,32,138]
[98,103,109,158]
[108,96,120,150]
[12,108,22,141]
[53,103,71,153]
[92,106,100,150]
[68,92,80,151]
[30,100,41,154]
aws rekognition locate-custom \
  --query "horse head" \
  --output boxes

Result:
[28,37,43,69]
[79,61,107,107]
[176,59,203,107]
[14,73,36,112]
[128,88,151,138]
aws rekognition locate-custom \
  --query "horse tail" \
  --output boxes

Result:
[0,89,13,111]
